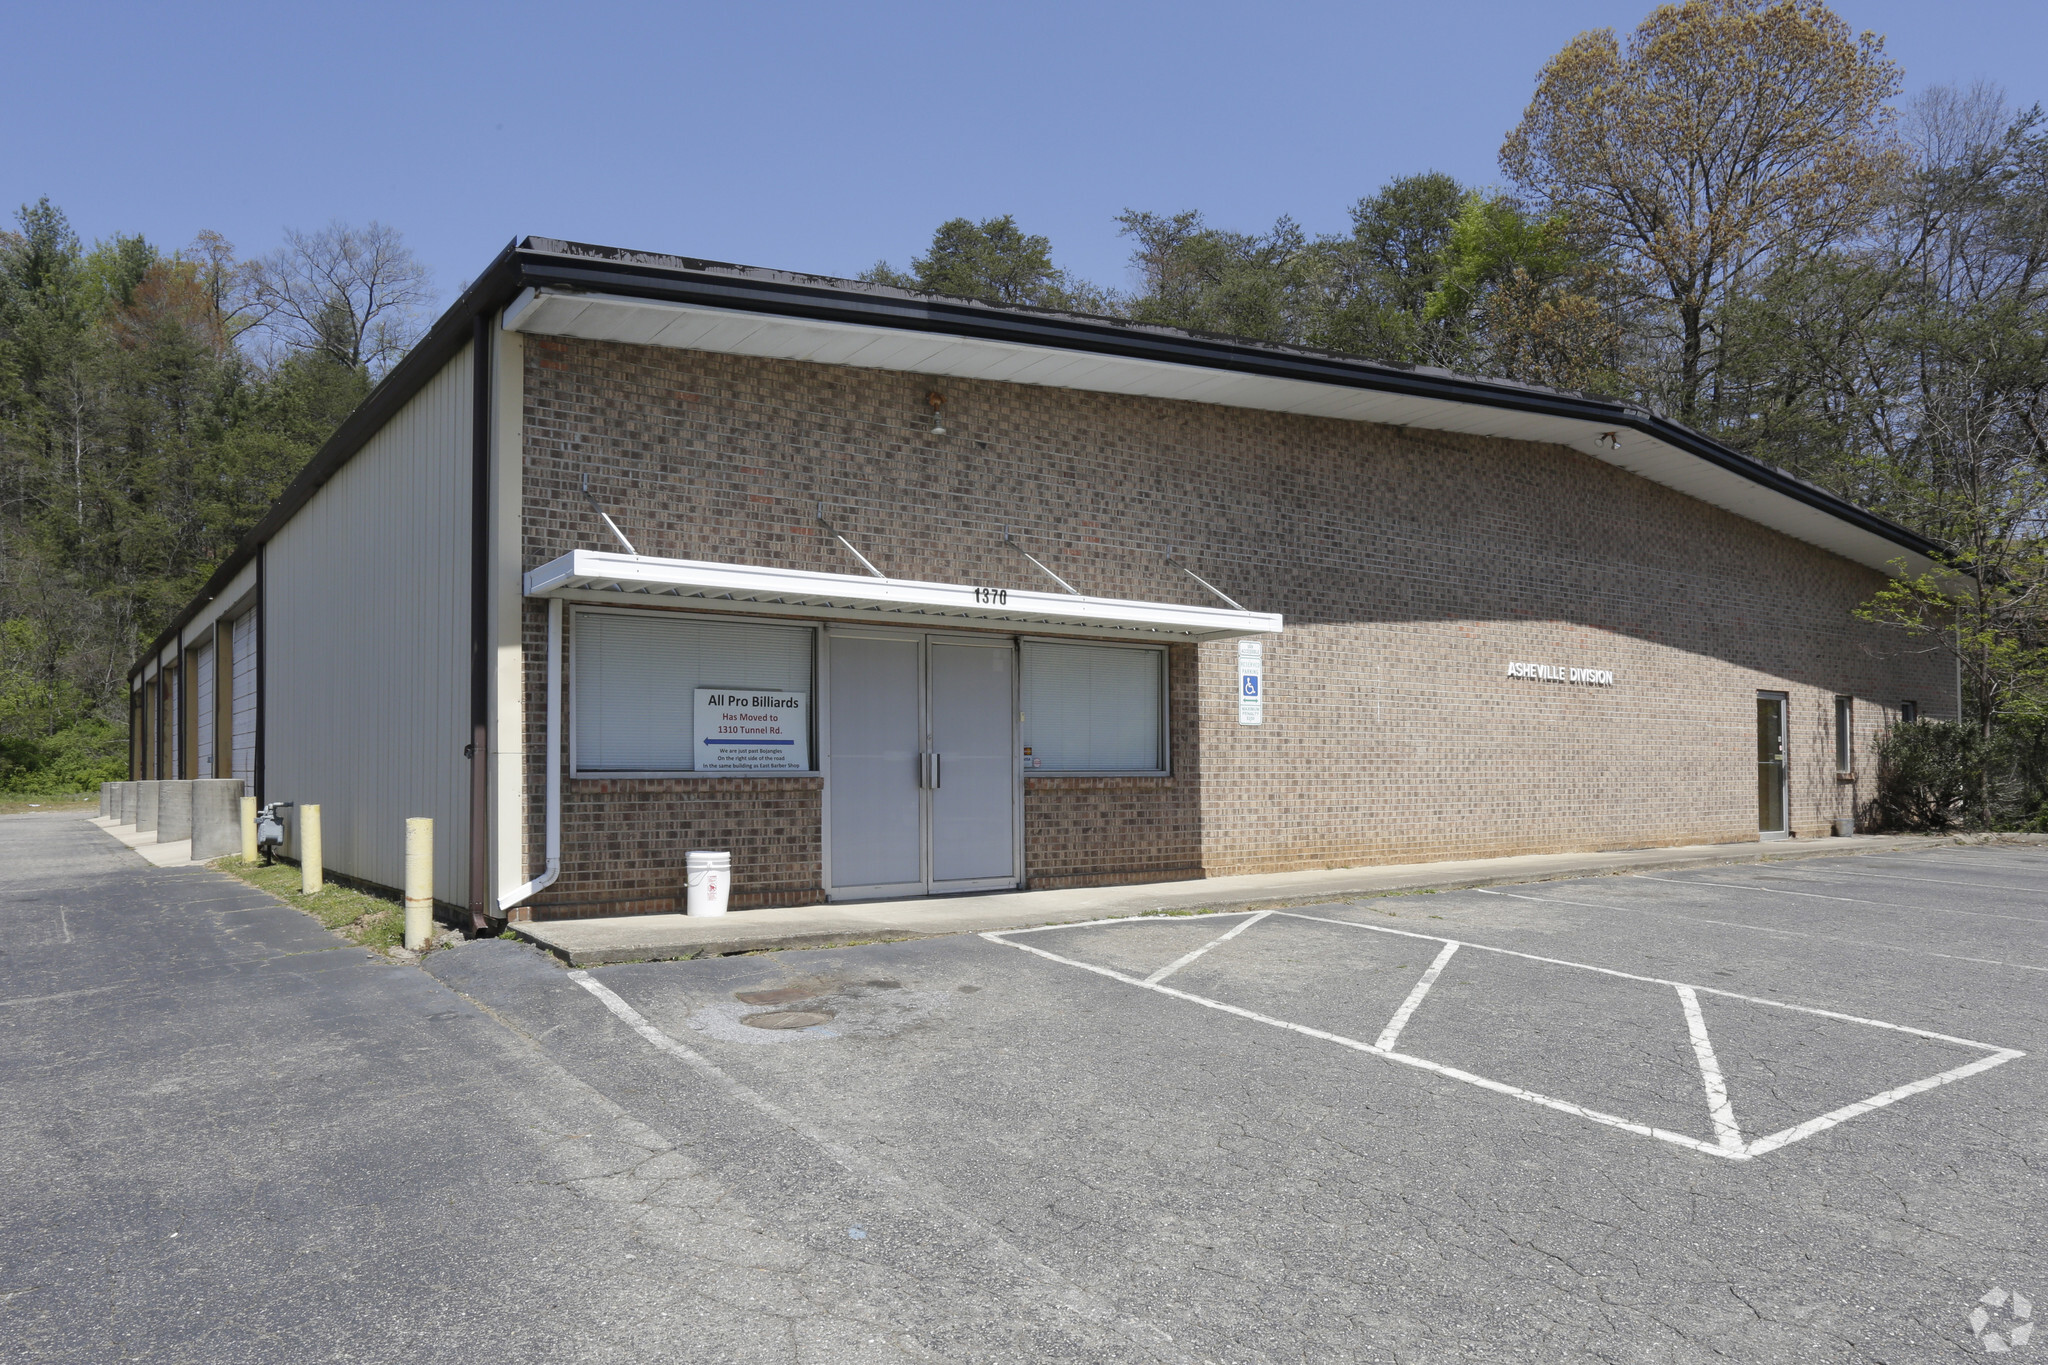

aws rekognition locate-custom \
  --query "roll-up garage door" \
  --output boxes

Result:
[230,612,257,784]
[190,641,214,777]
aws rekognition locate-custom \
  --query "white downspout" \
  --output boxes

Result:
[498,597,561,913]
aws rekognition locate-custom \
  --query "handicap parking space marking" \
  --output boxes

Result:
[983,909,2025,1162]
[1476,884,2048,975]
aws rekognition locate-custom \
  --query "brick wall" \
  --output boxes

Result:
[512,337,1951,917]
[1022,643,1203,889]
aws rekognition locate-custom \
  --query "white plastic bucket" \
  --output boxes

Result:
[685,850,732,917]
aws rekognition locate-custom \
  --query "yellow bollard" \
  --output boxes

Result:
[404,818,433,951]
[300,804,323,895]
[240,796,259,864]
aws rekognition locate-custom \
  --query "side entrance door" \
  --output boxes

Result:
[825,629,1020,899]
[1756,692,1789,839]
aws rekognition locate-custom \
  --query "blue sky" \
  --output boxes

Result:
[8,1,2045,305]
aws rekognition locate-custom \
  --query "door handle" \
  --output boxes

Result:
[932,751,942,790]
[919,751,943,789]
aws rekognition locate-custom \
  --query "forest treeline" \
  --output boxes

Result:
[4,0,2045,821]
[0,211,432,791]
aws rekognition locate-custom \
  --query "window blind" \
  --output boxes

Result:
[1020,642,1164,772]
[575,612,813,772]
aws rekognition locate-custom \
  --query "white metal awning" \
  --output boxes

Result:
[523,550,1282,642]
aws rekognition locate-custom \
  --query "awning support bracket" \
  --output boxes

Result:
[1167,548,1248,611]
[818,504,886,580]
[582,471,640,557]
[1005,526,1080,596]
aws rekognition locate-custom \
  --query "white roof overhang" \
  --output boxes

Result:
[523,549,1283,643]
[504,286,1941,581]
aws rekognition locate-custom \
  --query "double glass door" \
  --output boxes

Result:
[825,630,1019,899]
[1757,693,1789,838]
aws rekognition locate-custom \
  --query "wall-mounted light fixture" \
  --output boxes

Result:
[1597,431,1621,450]
[927,391,948,437]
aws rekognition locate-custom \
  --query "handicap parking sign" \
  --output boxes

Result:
[1242,676,1259,697]
[1237,640,1263,725]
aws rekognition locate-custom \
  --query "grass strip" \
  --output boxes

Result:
[208,856,407,951]
[0,796,98,815]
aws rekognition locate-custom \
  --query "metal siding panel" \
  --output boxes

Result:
[264,344,473,905]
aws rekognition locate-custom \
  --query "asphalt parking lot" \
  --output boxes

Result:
[5,821,2044,1362]
[427,841,2046,1362]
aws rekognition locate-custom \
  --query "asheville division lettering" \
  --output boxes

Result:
[1506,662,1617,686]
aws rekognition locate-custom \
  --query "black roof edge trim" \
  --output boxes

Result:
[133,238,1947,678]
[129,242,527,680]
[513,252,1946,563]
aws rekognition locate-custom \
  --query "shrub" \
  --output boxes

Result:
[1869,720,1979,831]
[1870,717,2048,832]
[0,719,129,796]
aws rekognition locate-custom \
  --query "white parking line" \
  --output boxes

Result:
[1742,1050,2022,1157]
[1144,910,1270,985]
[1637,873,1885,903]
[1677,985,1742,1153]
[984,910,2025,1162]
[990,927,1748,1160]
[568,971,1185,1356]
[1785,866,2048,896]
[1919,851,2048,874]
[1475,886,2048,974]
[1632,873,2048,926]
[568,972,881,1175]
[1373,940,1459,1051]
[0,983,126,1008]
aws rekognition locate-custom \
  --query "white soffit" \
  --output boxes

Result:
[504,288,1938,579]
[523,550,1282,643]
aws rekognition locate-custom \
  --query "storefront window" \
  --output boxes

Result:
[574,611,813,774]
[1020,641,1166,773]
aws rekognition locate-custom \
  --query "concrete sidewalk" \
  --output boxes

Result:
[512,831,1988,966]
[87,814,200,867]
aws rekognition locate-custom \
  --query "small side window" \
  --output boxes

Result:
[1834,696,1854,774]
[1900,700,1918,724]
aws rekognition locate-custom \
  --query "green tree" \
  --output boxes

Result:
[1298,172,1467,363]
[0,202,423,791]
[1114,209,1309,343]
[862,215,1107,312]
[1503,0,1904,421]
[1424,193,1624,392]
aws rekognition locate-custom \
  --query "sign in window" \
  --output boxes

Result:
[694,689,810,771]
[574,611,813,773]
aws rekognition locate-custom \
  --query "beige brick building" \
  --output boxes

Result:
[133,239,1953,930]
